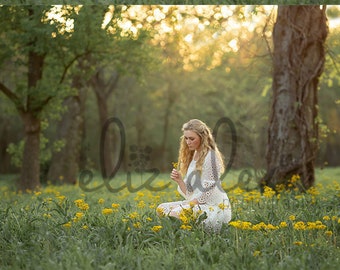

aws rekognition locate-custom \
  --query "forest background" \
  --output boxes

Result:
[0,4,340,190]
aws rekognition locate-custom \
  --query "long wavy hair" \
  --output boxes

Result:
[177,119,225,177]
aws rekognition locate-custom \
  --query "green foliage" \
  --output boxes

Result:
[0,169,339,269]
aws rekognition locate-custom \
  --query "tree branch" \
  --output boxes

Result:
[0,81,21,108]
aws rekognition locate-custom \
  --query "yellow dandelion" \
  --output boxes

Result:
[189,201,196,208]
[137,200,146,209]
[323,216,330,221]
[151,225,162,232]
[102,208,113,215]
[146,217,152,222]
[156,207,165,217]
[111,203,120,209]
[279,221,288,228]
[266,224,279,230]
[180,224,192,230]
[82,225,89,230]
[172,162,178,169]
[263,186,276,198]
[34,191,42,196]
[293,221,306,230]
[136,191,145,197]
[128,211,139,219]
[290,174,300,184]
[74,199,84,207]
[133,222,142,229]
[56,195,66,202]
[149,203,156,209]
[307,186,320,196]
[218,202,229,210]
[80,203,89,211]
[253,251,261,257]
[293,241,303,246]
[98,198,105,204]
[122,218,129,223]
[76,212,84,218]
[325,230,333,237]
[63,222,72,228]
[289,215,296,221]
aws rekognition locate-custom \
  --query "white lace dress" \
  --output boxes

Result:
[157,150,232,232]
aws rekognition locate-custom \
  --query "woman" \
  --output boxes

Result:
[157,119,232,232]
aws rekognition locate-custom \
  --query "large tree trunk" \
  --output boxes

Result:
[91,69,119,176]
[18,8,45,190]
[47,95,84,185]
[264,6,328,190]
[20,112,41,191]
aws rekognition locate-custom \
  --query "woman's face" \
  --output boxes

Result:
[183,130,201,151]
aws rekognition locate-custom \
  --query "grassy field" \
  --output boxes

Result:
[0,168,339,270]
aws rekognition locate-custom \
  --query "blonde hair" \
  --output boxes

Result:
[177,119,225,177]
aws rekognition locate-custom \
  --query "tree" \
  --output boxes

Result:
[263,6,328,190]
[0,6,88,191]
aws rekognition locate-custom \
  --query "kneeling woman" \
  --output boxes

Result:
[157,119,231,232]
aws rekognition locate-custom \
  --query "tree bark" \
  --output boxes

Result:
[17,8,46,191]
[91,68,119,176]
[20,112,41,191]
[264,6,328,190]
[47,95,84,185]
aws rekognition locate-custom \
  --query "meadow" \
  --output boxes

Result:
[0,168,339,270]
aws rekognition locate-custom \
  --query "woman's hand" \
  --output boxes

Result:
[170,169,182,183]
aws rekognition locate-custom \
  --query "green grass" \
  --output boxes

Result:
[0,168,339,270]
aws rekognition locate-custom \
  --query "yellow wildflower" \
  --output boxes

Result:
[180,224,192,230]
[111,203,120,209]
[325,230,333,236]
[34,191,42,196]
[156,207,165,217]
[149,203,156,209]
[137,200,146,209]
[293,221,306,230]
[263,186,276,198]
[63,222,72,228]
[290,174,300,184]
[172,162,178,169]
[74,199,89,211]
[75,212,84,219]
[98,198,105,204]
[128,212,139,219]
[82,225,89,230]
[218,202,229,210]
[289,215,296,221]
[323,216,330,221]
[56,195,66,202]
[279,221,288,228]
[73,212,84,222]
[102,208,113,215]
[253,251,261,257]
[133,222,142,228]
[293,241,303,246]
[307,186,319,196]
[146,217,152,222]
[151,225,163,232]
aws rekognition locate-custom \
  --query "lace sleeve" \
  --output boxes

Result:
[196,150,222,204]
